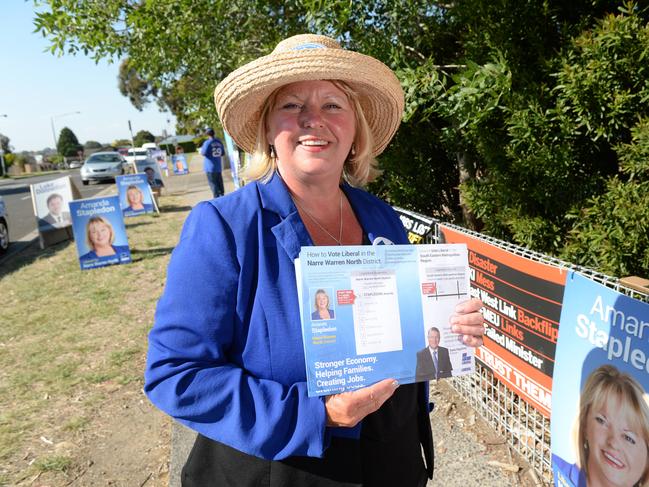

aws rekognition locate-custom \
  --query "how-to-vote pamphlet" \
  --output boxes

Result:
[296,244,474,396]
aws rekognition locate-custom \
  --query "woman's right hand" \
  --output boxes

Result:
[324,378,399,427]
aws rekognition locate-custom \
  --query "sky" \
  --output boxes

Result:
[0,2,177,152]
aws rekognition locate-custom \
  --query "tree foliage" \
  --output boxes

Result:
[118,58,157,111]
[133,129,155,147]
[33,0,649,276]
[57,127,82,157]
[0,133,11,154]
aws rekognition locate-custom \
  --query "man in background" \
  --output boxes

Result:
[144,167,164,190]
[416,326,453,381]
[39,193,71,231]
[200,127,226,198]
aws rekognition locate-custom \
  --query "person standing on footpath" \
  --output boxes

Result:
[145,33,485,487]
[199,127,226,198]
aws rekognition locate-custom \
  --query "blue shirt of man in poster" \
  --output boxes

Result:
[200,128,226,198]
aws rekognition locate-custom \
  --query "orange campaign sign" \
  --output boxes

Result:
[438,225,568,417]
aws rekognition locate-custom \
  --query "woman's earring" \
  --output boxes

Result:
[269,144,277,159]
[584,440,589,451]
[350,143,356,156]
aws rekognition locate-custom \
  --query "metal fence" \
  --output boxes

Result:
[421,220,649,485]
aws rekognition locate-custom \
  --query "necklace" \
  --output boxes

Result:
[293,191,343,245]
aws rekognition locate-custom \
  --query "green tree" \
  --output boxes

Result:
[0,133,11,154]
[57,127,82,157]
[133,130,155,147]
[112,139,132,148]
[118,58,158,110]
[33,0,649,276]
[84,140,102,149]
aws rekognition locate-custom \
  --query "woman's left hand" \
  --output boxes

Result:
[450,298,485,348]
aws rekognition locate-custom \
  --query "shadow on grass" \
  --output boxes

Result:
[129,247,175,261]
[0,239,74,280]
[124,220,155,230]
[159,204,192,213]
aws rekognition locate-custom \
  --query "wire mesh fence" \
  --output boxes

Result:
[393,209,649,484]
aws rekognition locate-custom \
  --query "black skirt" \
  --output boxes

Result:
[181,382,434,487]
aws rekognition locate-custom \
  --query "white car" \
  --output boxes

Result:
[0,195,9,254]
[124,147,149,167]
[80,151,127,185]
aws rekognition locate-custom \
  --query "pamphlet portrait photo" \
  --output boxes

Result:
[311,288,335,321]
[415,326,453,381]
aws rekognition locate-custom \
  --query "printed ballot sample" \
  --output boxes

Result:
[296,244,474,396]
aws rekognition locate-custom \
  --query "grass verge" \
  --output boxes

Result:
[0,195,188,485]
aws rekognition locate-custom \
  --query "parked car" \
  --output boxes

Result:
[134,158,159,174]
[141,142,160,151]
[80,151,127,185]
[0,195,9,254]
[124,147,149,168]
[68,159,83,169]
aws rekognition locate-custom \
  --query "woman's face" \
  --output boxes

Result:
[266,80,356,187]
[89,221,111,248]
[586,394,647,487]
[127,188,143,205]
[316,292,329,310]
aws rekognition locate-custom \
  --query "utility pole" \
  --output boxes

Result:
[0,114,7,177]
[128,120,135,148]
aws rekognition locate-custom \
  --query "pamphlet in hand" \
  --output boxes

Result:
[295,243,474,396]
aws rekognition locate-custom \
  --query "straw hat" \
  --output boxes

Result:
[214,34,404,156]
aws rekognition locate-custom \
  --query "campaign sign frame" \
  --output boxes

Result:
[393,206,435,244]
[69,195,132,270]
[224,131,241,189]
[296,243,474,397]
[116,174,158,217]
[439,224,567,417]
[551,272,649,486]
[171,154,188,175]
[151,149,168,170]
[150,149,169,179]
[31,176,74,233]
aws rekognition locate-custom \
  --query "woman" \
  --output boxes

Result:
[554,365,649,487]
[144,34,485,486]
[124,184,153,215]
[80,216,129,260]
[312,289,335,320]
[576,365,649,487]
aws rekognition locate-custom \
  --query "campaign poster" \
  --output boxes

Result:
[393,206,435,244]
[116,174,158,217]
[296,244,474,397]
[551,272,649,487]
[171,154,188,175]
[224,131,241,189]
[69,196,131,270]
[439,224,567,417]
[150,149,169,177]
[30,176,74,233]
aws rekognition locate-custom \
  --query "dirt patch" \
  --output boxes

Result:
[428,380,542,486]
[8,376,170,487]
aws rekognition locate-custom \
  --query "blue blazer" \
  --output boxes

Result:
[144,173,410,461]
[311,309,335,320]
[80,244,130,261]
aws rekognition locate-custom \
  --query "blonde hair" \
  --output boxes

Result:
[126,185,143,204]
[575,365,649,486]
[85,216,115,250]
[245,80,380,187]
[313,289,330,311]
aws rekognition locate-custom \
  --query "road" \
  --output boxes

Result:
[0,170,112,243]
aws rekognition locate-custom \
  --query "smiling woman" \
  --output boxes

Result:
[144,33,486,487]
[554,365,649,487]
